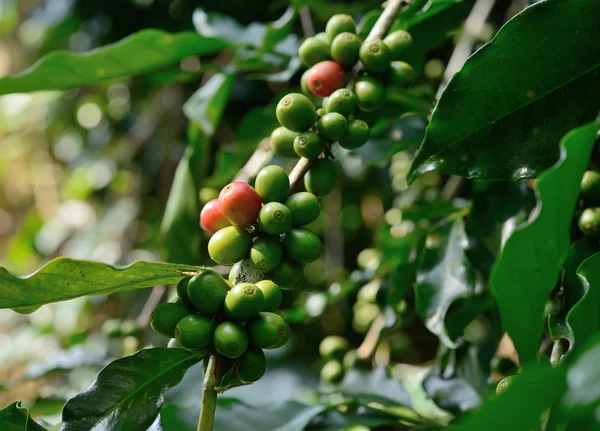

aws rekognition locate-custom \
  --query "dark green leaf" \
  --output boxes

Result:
[456,362,567,431]
[490,122,599,364]
[408,0,600,182]
[415,217,481,349]
[563,332,600,414]
[161,73,233,264]
[60,348,205,431]
[0,258,198,312]
[0,402,47,431]
[0,30,227,95]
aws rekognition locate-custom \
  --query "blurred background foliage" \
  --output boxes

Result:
[0,0,533,429]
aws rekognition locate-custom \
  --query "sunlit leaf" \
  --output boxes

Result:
[0,402,47,431]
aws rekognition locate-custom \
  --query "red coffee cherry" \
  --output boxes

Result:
[307,61,346,97]
[218,181,262,227]
[200,199,231,234]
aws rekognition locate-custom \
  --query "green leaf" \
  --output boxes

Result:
[415,217,481,349]
[183,73,234,136]
[490,122,600,364]
[0,402,47,431]
[549,241,600,352]
[0,258,198,312]
[563,333,600,414]
[161,73,233,265]
[456,362,567,431]
[0,30,227,95]
[60,348,205,431]
[408,0,600,182]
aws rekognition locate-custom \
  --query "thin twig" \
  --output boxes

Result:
[357,309,385,361]
[299,5,315,37]
[137,285,167,328]
[233,138,272,183]
[289,0,406,191]
[440,175,463,201]
[198,354,220,431]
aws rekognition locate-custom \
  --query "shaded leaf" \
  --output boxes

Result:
[549,241,600,352]
[0,30,227,95]
[456,362,567,431]
[0,402,47,431]
[490,122,600,364]
[336,367,411,406]
[408,0,600,182]
[0,258,198,312]
[161,73,233,265]
[415,217,481,349]
[60,348,205,431]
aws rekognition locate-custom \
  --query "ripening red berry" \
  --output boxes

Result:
[307,61,346,97]
[219,181,262,227]
[200,199,231,234]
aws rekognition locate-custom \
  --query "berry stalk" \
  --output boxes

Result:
[288,0,406,192]
[198,354,220,431]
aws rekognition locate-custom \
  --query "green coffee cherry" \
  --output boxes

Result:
[579,207,600,237]
[208,226,252,266]
[384,30,413,60]
[314,32,331,43]
[352,302,379,334]
[251,236,284,272]
[355,75,385,112]
[276,93,317,133]
[339,119,369,150]
[317,112,348,140]
[294,131,325,159]
[388,333,412,359]
[283,228,322,264]
[359,39,391,73]
[258,202,292,235]
[285,192,321,226]
[496,375,516,395]
[268,258,304,290]
[255,165,289,203]
[355,108,380,127]
[301,69,312,95]
[270,127,298,158]
[320,359,345,384]
[388,61,415,86]
[229,261,241,284]
[175,315,216,351]
[325,88,358,117]
[581,170,600,204]
[247,311,290,349]
[256,280,282,311]
[176,277,194,311]
[224,282,264,321]
[187,270,230,316]
[214,321,249,359]
[317,108,325,117]
[343,349,367,369]
[331,32,361,68]
[319,335,351,360]
[150,302,190,338]
[304,158,337,196]
[298,37,330,67]
[236,347,266,383]
[326,14,356,41]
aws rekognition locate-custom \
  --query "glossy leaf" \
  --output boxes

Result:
[408,0,600,182]
[490,122,600,364]
[415,217,480,349]
[0,402,47,431]
[0,30,227,95]
[563,333,600,414]
[0,258,198,312]
[60,348,205,431]
[457,362,567,430]
[160,73,233,264]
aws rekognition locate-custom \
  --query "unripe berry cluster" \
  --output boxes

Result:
[272,14,415,159]
[578,170,600,237]
[150,272,289,384]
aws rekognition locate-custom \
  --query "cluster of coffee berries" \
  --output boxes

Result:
[150,272,289,384]
[318,335,360,384]
[578,170,600,237]
[200,165,325,289]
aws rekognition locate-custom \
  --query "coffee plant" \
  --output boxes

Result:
[0,0,599,430]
